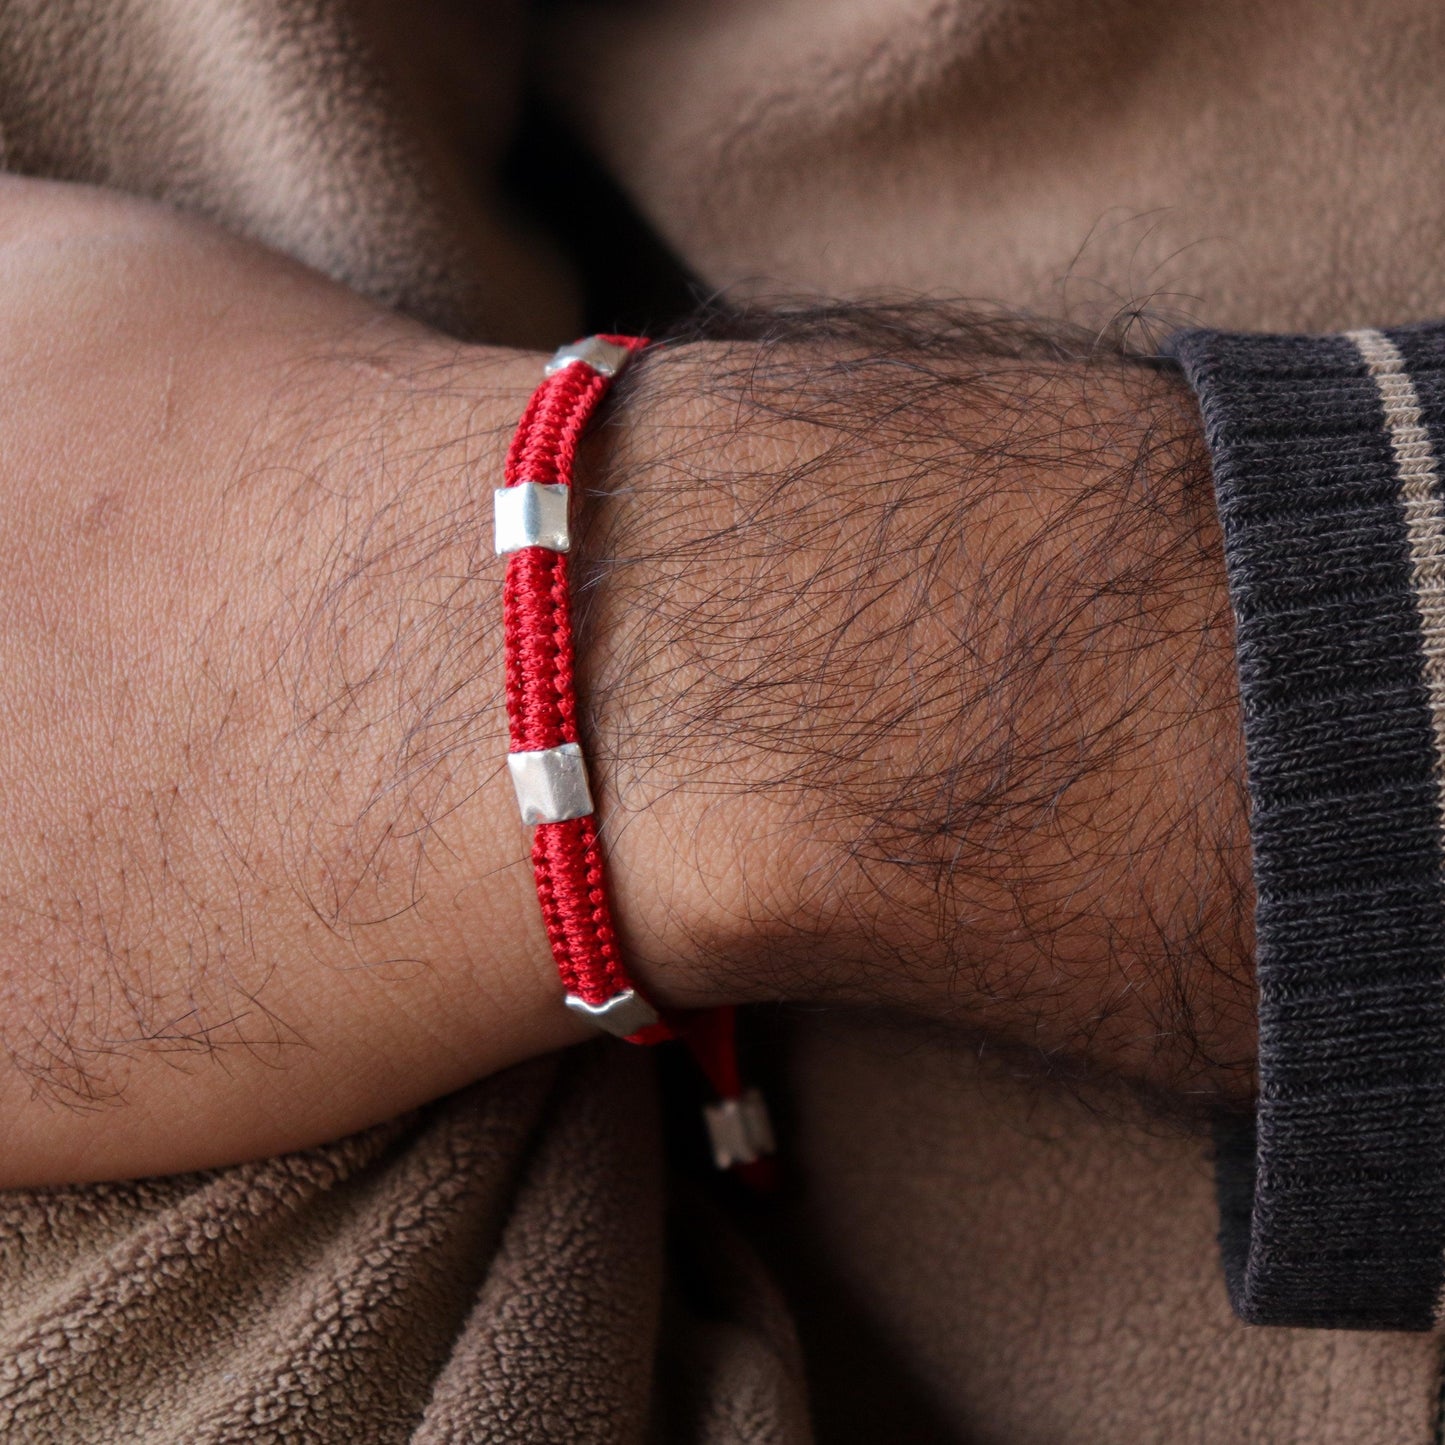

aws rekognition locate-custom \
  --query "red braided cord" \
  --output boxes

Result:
[501,336,672,1038]
[500,336,771,1178]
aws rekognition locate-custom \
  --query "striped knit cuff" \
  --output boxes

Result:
[1168,324,1445,1331]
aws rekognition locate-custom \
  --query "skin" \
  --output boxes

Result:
[0,176,1253,1185]
[0,177,587,1182]
[583,341,1254,1100]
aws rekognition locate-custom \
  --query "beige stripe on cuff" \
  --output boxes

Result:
[1348,328,1445,781]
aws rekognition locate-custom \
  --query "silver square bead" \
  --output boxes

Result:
[507,742,594,824]
[494,482,570,555]
[544,337,634,379]
[564,989,660,1038]
[703,1089,776,1169]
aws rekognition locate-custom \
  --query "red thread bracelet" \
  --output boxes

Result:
[496,336,775,1173]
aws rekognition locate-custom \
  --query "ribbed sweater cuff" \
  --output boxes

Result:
[1168,325,1445,1330]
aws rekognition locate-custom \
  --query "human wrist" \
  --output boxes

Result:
[571,330,1255,1098]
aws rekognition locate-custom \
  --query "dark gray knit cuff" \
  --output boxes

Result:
[1168,324,1445,1331]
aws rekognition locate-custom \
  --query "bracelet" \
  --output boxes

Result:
[496,334,666,1042]
[496,335,775,1173]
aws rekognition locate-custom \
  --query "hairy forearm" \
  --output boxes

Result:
[581,312,1254,1104]
[0,182,597,1183]
[0,187,1252,1184]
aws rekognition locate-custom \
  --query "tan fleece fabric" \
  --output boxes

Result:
[550,0,1445,334]
[0,1045,810,1443]
[0,0,576,346]
[0,1,1443,1441]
